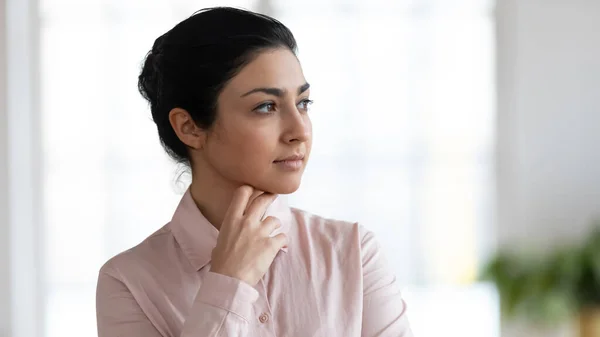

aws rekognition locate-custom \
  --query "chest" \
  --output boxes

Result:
[145,238,364,337]
[231,248,364,337]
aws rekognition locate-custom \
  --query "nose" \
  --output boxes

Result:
[282,107,311,144]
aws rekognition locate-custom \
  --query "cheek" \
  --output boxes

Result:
[207,126,275,174]
[235,133,273,167]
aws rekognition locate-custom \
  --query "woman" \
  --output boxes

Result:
[96,7,413,337]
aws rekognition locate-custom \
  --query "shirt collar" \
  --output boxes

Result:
[170,188,293,271]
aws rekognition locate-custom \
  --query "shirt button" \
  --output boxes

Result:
[259,313,269,323]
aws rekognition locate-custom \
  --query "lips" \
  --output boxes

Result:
[274,154,305,162]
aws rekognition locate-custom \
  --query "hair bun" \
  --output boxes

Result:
[138,52,160,108]
[138,33,170,111]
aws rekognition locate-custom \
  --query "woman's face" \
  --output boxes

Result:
[201,48,312,194]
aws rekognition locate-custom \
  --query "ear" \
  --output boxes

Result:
[168,108,206,150]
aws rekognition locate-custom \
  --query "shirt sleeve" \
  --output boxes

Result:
[96,269,259,337]
[359,227,414,337]
[180,271,259,336]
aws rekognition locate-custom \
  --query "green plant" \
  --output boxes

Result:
[480,223,600,325]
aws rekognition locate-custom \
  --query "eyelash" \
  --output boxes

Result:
[254,99,314,114]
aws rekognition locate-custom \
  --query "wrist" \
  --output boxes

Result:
[209,266,256,286]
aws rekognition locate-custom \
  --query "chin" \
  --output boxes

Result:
[258,176,302,195]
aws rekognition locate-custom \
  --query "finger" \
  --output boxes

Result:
[268,233,289,253]
[260,216,281,236]
[244,189,268,216]
[244,192,278,223]
[224,185,254,222]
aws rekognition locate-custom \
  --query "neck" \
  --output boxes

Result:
[188,161,262,231]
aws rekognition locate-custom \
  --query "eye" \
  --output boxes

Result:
[254,102,276,114]
[297,98,314,112]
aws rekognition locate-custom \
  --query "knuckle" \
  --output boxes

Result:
[237,185,253,195]
[280,233,288,243]
[263,216,277,224]
[241,218,254,227]
[277,234,288,247]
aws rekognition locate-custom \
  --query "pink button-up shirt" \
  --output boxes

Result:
[96,189,413,336]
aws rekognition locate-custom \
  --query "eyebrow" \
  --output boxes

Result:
[241,82,311,97]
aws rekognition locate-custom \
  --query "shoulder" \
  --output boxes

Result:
[98,224,177,280]
[290,207,376,255]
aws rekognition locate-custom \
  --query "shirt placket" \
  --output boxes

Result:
[252,279,276,336]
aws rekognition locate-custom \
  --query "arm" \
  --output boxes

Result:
[360,228,414,337]
[96,270,259,337]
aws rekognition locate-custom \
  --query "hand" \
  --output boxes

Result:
[209,185,289,286]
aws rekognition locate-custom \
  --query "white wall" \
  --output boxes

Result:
[497,0,600,250]
[2,0,43,336]
[496,0,600,336]
[1,0,12,336]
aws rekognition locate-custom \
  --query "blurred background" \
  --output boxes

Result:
[1,0,599,336]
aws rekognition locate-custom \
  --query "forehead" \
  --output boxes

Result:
[224,48,307,95]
